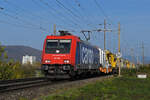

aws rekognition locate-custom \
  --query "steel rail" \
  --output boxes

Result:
[0,77,49,93]
[0,75,113,93]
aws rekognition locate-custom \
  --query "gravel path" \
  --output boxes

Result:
[0,75,113,100]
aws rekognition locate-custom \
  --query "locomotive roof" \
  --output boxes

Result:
[46,34,99,49]
[46,35,80,40]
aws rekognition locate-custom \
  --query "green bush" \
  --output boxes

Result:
[0,43,42,80]
[0,61,42,80]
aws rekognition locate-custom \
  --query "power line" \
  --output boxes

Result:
[64,0,97,30]
[3,0,60,32]
[32,0,73,30]
[39,0,82,30]
[94,0,115,26]
[54,0,83,29]
[74,0,98,29]
[93,19,112,50]
[80,30,91,41]
[32,0,81,31]
[55,0,80,18]
[64,0,84,21]
[2,0,49,31]
[0,10,48,31]
[35,0,82,32]
[93,0,118,52]
[3,0,49,22]
[0,20,48,32]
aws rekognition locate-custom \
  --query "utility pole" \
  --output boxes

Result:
[130,48,134,63]
[118,22,121,77]
[136,53,139,70]
[53,24,56,35]
[142,42,144,66]
[95,19,112,50]
[104,19,106,50]
[137,54,139,64]
[93,19,112,73]
[137,43,140,65]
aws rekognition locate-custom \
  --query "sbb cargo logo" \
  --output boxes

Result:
[81,47,94,64]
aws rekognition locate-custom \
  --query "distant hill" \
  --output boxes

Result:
[4,45,42,62]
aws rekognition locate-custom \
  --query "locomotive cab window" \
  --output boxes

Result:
[45,39,71,54]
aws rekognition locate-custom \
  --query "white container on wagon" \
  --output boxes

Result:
[98,48,105,65]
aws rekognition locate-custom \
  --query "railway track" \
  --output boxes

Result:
[0,77,50,93]
[0,75,113,93]
[0,75,113,100]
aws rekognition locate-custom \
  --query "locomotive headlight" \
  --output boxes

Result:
[45,60,51,63]
[64,60,70,63]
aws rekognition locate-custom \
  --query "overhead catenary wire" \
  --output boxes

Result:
[56,0,98,39]
[94,0,115,27]
[64,0,85,21]
[2,0,80,33]
[0,10,48,32]
[2,0,49,32]
[92,0,118,52]
[39,0,82,30]
[54,0,84,29]
[1,0,117,44]
[0,20,48,32]
[72,0,99,29]
[32,0,66,25]
[74,0,98,29]
[31,0,76,31]
[3,0,68,32]
[55,0,80,18]
[3,0,51,24]
[73,0,106,40]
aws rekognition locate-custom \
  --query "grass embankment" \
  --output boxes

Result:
[42,66,150,100]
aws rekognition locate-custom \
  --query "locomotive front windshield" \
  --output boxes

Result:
[45,39,71,54]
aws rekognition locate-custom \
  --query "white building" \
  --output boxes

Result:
[22,55,36,64]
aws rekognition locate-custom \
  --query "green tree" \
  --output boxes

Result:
[0,43,22,80]
[0,42,41,80]
[0,42,8,61]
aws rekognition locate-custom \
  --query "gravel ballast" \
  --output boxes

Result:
[0,75,113,100]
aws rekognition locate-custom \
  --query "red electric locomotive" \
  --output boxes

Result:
[41,31,100,79]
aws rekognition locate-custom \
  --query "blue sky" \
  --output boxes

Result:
[0,0,150,59]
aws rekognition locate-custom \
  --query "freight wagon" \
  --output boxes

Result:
[98,49,118,74]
